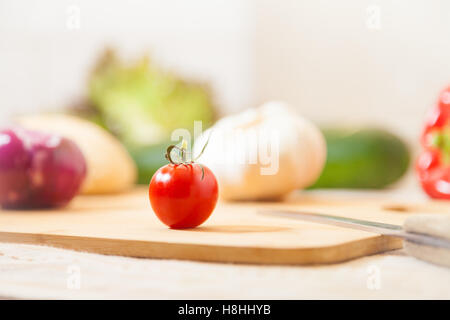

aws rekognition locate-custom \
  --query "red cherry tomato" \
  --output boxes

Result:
[149,163,218,229]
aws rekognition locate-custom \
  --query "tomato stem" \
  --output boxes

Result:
[164,133,212,181]
[165,144,190,163]
[193,130,212,161]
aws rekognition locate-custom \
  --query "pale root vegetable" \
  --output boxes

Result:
[17,114,137,194]
[193,101,326,201]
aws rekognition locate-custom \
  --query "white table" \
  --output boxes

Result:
[0,242,449,299]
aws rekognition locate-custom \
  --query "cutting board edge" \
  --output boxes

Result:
[0,231,403,265]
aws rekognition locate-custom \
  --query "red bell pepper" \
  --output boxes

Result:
[417,86,450,199]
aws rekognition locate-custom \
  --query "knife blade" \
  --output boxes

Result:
[258,209,450,250]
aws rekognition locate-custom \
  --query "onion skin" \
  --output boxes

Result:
[0,128,87,209]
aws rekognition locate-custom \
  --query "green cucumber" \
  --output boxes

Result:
[310,128,411,189]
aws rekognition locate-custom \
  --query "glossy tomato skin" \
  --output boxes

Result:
[149,163,218,229]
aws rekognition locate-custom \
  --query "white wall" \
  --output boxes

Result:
[253,0,450,143]
[0,0,254,125]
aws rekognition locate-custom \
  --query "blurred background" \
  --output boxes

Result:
[1,0,450,191]
[2,0,450,138]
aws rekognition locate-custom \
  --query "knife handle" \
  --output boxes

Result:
[403,214,450,268]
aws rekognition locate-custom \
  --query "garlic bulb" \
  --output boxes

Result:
[193,101,326,201]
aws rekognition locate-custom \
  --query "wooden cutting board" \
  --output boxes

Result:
[0,188,442,265]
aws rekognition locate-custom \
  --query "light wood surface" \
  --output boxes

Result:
[0,187,444,265]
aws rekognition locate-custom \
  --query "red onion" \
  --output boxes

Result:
[0,128,87,209]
